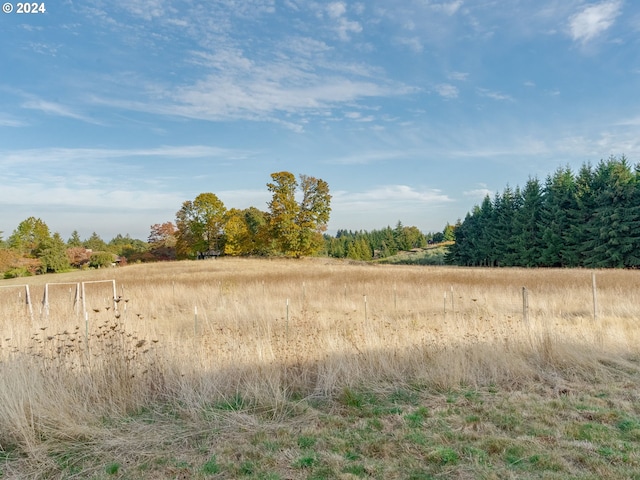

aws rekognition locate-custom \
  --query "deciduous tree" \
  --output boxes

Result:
[267,172,331,257]
[175,193,227,259]
[147,222,177,260]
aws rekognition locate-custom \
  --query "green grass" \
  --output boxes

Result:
[105,462,120,475]
[376,245,449,265]
[4,380,640,478]
[202,455,220,475]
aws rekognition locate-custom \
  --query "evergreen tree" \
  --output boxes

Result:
[442,223,456,242]
[540,167,576,267]
[446,211,474,265]
[582,157,640,267]
[67,230,83,247]
[8,217,51,256]
[507,178,544,266]
[563,164,595,266]
[83,232,108,252]
[476,195,496,266]
[36,232,71,273]
[491,186,521,266]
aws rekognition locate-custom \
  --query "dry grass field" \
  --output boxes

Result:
[2,258,640,479]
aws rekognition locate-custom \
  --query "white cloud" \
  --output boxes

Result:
[0,114,27,127]
[328,150,416,165]
[323,1,362,40]
[435,83,459,99]
[569,0,622,44]
[615,116,640,126]
[88,58,412,127]
[116,0,165,21]
[448,71,469,81]
[432,1,463,16]
[0,178,183,211]
[333,185,453,211]
[327,2,347,19]
[336,18,363,40]
[463,188,493,199]
[476,88,514,102]
[22,99,97,123]
[0,145,252,166]
[172,75,391,117]
[394,36,423,53]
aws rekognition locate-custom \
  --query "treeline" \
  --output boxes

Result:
[0,172,332,278]
[173,172,331,259]
[446,156,640,268]
[324,222,454,260]
[0,218,148,278]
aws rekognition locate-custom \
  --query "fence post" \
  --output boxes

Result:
[42,284,49,320]
[81,282,87,319]
[393,283,397,311]
[25,285,34,323]
[522,287,529,324]
[112,280,118,312]
[450,286,454,316]
[592,272,597,322]
[443,291,447,318]
[285,298,289,337]
[74,283,80,316]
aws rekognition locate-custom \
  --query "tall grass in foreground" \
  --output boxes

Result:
[1,258,640,467]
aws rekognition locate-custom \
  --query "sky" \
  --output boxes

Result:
[1,0,639,242]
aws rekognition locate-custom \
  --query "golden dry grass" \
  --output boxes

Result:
[1,258,640,478]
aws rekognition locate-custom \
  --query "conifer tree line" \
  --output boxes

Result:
[324,221,454,261]
[446,156,640,268]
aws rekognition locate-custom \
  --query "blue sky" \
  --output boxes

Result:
[1,0,639,242]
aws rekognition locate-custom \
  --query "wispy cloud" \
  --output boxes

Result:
[334,185,452,210]
[431,1,464,16]
[435,83,459,99]
[326,1,363,40]
[88,62,413,129]
[0,114,27,127]
[328,150,417,165]
[0,145,252,166]
[22,99,98,123]
[615,116,640,126]
[463,188,493,199]
[115,0,166,20]
[477,88,514,102]
[448,71,469,81]
[394,36,423,52]
[0,183,183,211]
[569,0,622,44]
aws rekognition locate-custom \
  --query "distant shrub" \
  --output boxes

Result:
[66,247,92,268]
[4,267,32,279]
[378,247,448,266]
[89,252,115,268]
